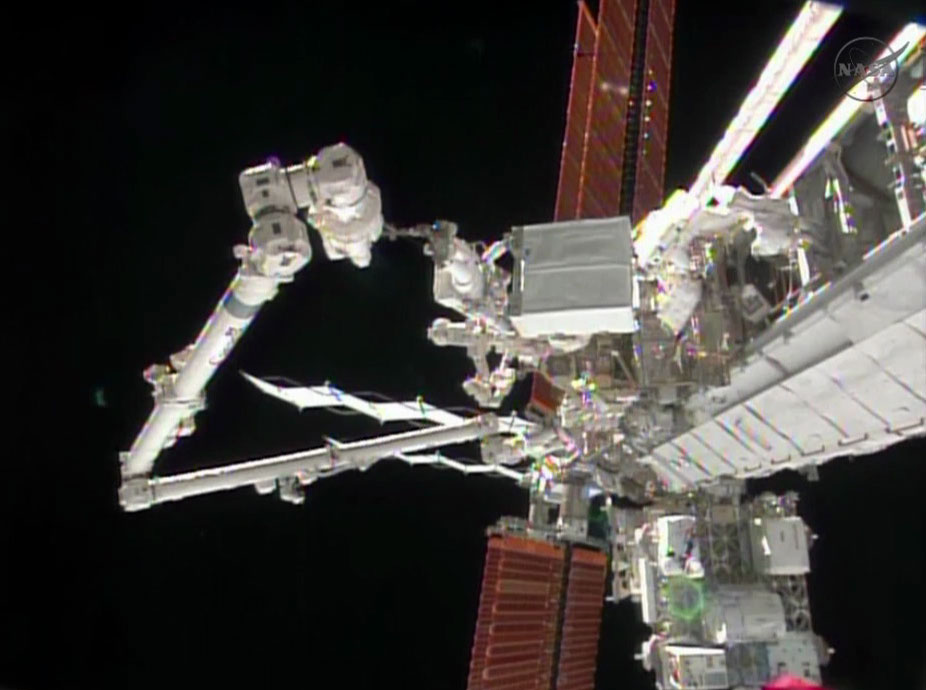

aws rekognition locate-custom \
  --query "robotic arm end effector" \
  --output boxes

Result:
[306,143,385,269]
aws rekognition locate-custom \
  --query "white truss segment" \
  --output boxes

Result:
[905,310,926,336]
[688,1,843,201]
[643,218,926,489]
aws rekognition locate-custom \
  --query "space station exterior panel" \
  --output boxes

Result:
[875,73,926,226]
[764,633,824,685]
[511,306,636,339]
[658,276,703,334]
[656,515,700,577]
[750,517,810,576]
[855,316,926,399]
[554,548,608,690]
[509,217,635,337]
[699,218,924,415]
[703,586,788,644]
[643,219,926,490]
[905,309,926,335]
[638,556,658,624]
[467,536,565,690]
[671,434,735,478]
[660,645,729,690]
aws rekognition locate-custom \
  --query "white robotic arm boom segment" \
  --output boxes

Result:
[120,414,502,511]
[121,144,384,484]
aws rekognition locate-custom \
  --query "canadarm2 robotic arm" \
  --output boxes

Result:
[121,144,384,485]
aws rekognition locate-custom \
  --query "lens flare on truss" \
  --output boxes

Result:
[771,23,926,197]
[688,1,843,202]
[665,576,707,622]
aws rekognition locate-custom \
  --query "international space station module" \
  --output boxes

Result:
[118,2,925,688]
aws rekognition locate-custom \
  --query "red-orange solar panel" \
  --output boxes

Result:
[631,0,676,223]
[554,0,675,224]
[555,1,598,222]
[467,536,609,690]
[467,536,566,690]
[553,549,608,690]
[579,0,637,219]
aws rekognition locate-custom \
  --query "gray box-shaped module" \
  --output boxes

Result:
[750,517,810,576]
[508,217,636,337]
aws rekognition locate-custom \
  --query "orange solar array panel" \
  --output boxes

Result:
[631,0,676,223]
[555,0,676,224]
[579,0,637,220]
[467,536,566,690]
[554,1,598,222]
[553,549,608,690]
[467,536,608,690]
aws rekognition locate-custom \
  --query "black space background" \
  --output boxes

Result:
[3,1,926,689]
